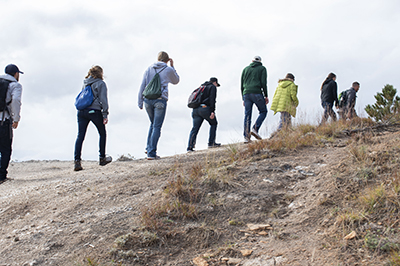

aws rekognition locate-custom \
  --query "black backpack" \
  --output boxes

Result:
[0,78,11,112]
[338,90,348,108]
[188,85,206,108]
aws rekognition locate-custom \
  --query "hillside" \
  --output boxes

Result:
[1,121,400,266]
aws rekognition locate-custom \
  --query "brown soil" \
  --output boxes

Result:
[0,126,399,266]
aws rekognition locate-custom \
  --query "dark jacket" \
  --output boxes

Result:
[320,79,338,106]
[241,61,268,97]
[201,81,217,113]
[346,87,357,109]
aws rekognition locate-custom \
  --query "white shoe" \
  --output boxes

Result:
[251,128,262,140]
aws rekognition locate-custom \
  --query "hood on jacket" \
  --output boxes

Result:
[250,61,262,68]
[84,76,102,86]
[0,74,17,82]
[278,79,294,88]
[323,78,334,86]
[152,61,168,70]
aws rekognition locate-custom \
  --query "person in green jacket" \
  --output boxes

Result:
[241,56,268,143]
[270,73,299,130]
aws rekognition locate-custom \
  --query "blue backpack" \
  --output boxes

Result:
[75,85,95,110]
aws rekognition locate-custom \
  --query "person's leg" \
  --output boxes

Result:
[278,112,286,130]
[90,110,107,159]
[187,108,204,150]
[0,121,12,180]
[321,102,329,124]
[200,107,218,146]
[252,94,267,132]
[147,99,167,158]
[74,110,90,161]
[243,94,253,140]
[144,99,155,154]
[328,103,337,121]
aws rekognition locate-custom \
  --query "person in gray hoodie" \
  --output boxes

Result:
[74,65,111,171]
[138,51,180,160]
[0,64,23,183]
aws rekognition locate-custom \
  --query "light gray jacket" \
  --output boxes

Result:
[83,76,109,118]
[138,61,180,109]
[0,74,22,122]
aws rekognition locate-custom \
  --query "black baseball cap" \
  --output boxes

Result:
[210,77,220,87]
[5,64,24,75]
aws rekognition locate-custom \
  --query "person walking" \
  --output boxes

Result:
[241,56,268,143]
[270,73,299,130]
[0,64,23,184]
[138,51,180,160]
[74,65,112,171]
[344,81,360,119]
[320,72,338,124]
[187,77,221,152]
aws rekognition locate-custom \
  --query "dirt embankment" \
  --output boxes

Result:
[0,126,398,265]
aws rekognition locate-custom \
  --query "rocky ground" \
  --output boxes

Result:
[0,126,399,265]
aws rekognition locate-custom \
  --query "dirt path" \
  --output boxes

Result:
[0,136,365,265]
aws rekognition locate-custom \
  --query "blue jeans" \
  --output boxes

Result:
[278,111,292,130]
[188,106,218,149]
[0,120,12,180]
[144,98,167,158]
[74,109,106,161]
[321,101,336,123]
[243,93,267,139]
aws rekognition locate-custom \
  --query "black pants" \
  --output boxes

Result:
[0,120,12,180]
[74,109,106,161]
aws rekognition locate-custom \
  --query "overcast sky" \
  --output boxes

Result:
[1,0,399,161]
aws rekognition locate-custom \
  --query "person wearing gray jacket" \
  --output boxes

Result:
[0,64,23,184]
[74,65,112,171]
[138,51,180,160]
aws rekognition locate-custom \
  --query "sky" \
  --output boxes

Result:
[1,0,399,161]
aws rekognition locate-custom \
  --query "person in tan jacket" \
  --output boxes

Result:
[270,73,299,130]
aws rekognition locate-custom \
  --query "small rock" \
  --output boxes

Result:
[221,257,229,261]
[247,224,272,231]
[193,257,208,266]
[258,231,268,236]
[14,236,20,242]
[344,231,356,240]
[241,249,252,257]
[228,258,242,264]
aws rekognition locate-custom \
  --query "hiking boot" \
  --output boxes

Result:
[251,128,262,140]
[99,156,112,166]
[0,178,11,184]
[208,143,221,148]
[187,147,195,152]
[147,155,161,160]
[74,160,83,171]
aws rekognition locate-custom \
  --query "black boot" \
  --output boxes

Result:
[74,160,83,171]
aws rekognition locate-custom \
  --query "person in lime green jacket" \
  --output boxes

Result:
[270,73,299,130]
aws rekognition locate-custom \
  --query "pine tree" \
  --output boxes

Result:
[365,84,400,122]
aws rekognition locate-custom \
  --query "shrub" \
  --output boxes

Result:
[365,84,400,122]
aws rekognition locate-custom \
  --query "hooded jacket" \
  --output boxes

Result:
[83,76,109,118]
[0,74,22,122]
[241,61,268,97]
[138,61,180,109]
[320,78,338,106]
[270,79,299,117]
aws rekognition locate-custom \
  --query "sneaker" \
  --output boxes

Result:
[244,138,251,144]
[147,155,161,160]
[251,128,262,140]
[74,160,83,171]
[187,148,195,152]
[99,156,112,166]
[208,143,221,148]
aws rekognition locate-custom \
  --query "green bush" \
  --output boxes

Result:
[365,84,400,122]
